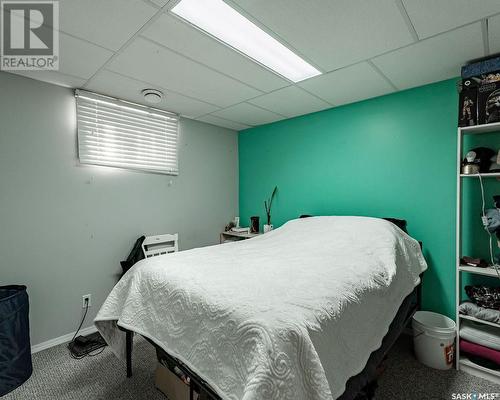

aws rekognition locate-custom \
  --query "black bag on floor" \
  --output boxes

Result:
[0,285,32,396]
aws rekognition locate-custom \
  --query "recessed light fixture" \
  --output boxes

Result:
[142,89,163,104]
[171,0,321,83]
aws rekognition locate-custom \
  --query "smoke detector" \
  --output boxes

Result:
[142,89,163,104]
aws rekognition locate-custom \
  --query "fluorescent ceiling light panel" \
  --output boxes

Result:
[171,0,321,82]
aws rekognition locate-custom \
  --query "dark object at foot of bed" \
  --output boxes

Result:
[353,381,378,400]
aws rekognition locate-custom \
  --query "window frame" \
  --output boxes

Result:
[75,89,180,176]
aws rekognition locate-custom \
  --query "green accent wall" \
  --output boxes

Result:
[239,78,459,318]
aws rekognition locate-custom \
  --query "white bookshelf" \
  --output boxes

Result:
[456,123,500,383]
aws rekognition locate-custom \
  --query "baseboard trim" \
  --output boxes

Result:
[31,325,97,354]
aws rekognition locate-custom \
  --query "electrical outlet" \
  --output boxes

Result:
[82,294,92,308]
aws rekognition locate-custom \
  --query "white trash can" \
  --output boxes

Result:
[412,311,456,370]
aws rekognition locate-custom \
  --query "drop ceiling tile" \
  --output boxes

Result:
[59,33,113,79]
[196,115,250,131]
[86,70,219,118]
[489,14,500,54]
[212,103,285,126]
[142,14,289,92]
[229,0,414,72]
[249,86,331,117]
[299,62,395,106]
[372,23,485,90]
[59,0,158,51]
[8,71,86,89]
[106,37,262,107]
[402,0,500,39]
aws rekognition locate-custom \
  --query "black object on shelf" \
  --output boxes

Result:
[250,216,259,233]
[0,285,32,396]
[459,56,500,127]
[458,78,478,127]
[477,75,500,125]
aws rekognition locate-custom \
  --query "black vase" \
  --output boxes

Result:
[250,216,260,233]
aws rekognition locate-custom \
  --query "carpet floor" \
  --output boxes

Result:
[4,335,500,399]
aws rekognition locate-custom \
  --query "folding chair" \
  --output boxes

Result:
[141,234,178,258]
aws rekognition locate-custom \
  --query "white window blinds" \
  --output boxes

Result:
[76,90,179,175]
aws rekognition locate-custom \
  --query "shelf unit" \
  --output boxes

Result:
[456,122,500,384]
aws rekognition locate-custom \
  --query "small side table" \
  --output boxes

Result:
[220,231,261,244]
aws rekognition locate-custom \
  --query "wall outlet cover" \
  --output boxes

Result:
[82,294,92,308]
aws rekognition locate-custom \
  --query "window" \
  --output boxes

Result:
[76,90,179,175]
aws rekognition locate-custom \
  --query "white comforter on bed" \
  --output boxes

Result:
[95,216,427,400]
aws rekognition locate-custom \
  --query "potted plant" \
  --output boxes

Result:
[264,186,277,233]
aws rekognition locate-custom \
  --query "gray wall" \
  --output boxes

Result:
[0,72,239,346]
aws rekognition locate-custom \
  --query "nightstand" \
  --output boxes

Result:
[220,231,261,244]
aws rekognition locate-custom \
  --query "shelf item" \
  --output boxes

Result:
[459,302,500,329]
[460,314,500,329]
[458,265,500,278]
[459,122,500,135]
[459,356,500,384]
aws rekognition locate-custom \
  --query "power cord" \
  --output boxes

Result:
[68,298,89,359]
[478,173,500,279]
[68,298,105,359]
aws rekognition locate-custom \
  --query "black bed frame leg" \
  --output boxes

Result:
[126,330,133,378]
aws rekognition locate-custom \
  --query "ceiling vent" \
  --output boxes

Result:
[141,89,163,104]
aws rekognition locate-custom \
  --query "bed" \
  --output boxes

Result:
[95,216,427,400]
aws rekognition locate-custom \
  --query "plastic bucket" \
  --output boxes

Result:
[412,311,456,370]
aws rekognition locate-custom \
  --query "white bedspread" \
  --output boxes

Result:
[95,216,427,400]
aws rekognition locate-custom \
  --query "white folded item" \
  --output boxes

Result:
[460,320,500,351]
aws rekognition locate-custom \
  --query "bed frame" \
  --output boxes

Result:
[121,281,422,400]
[120,219,424,400]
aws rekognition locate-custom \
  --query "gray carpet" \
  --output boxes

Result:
[4,335,500,399]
